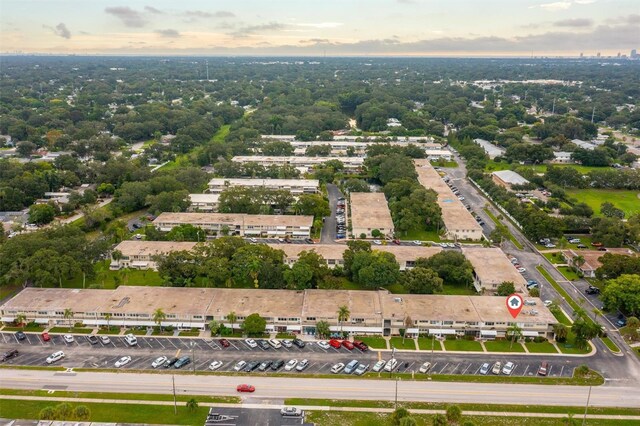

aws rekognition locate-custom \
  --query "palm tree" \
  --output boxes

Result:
[553,323,568,342]
[15,313,27,329]
[63,308,74,331]
[337,305,350,336]
[104,313,112,331]
[507,323,523,349]
[593,308,603,322]
[572,255,585,273]
[153,308,166,331]
[226,311,237,333]
[186,398,198,412]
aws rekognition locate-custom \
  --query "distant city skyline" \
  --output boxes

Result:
[1,0,639,56]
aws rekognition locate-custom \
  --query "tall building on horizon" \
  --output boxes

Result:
[632,49,638,58]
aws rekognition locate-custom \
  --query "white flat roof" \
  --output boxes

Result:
[208,178,319,187]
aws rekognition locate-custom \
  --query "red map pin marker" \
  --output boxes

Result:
[506,294,524,319]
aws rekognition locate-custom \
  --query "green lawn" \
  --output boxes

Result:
[441,284,477,295]
[97,327,120,335]
[600,336,621,353]
[125,328,149,336]
[48,327,93,334]
[484,161,607,175]
[536,266,587,322]
[389,337,416,350]
[443,339,484,352]
[62,261,164,289]
[355,336,388,349]
[385,283,408,294]
[431,160,458,168]
[557,331,591,355]
[484,340,526,353]
[178,330,200,337]
[557,266,581,281]
[566,188,640,218]
[549,306,573,326]
[211,124,231,142]
[525,341,559,354]
[417,337,443,351]
[543,252,565,264]
[400,228,442,242]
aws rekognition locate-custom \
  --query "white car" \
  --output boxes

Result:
[545,243,556,248]
[295,359,309,371]
[479,362,490,375]
[152,356,167,368]
[492,362,502,375]
[317,341,330,350]
[124,333,137,346]
[282,339,293,348]
[418,361,432,373]
[46,351,65,364]
[413,240,422,246]
[249,238,258,243]
[209,360,223,371]
[280,407,304,417]
[517,267,527,273]
[233,360,247,371]
[354,363,369,375]
[372,360,386,372]
[63,334,74,343]
[268,339,282,349]
[544,300,553,307]
[245,339,257,348]
[331,362,345,374]
[373,240,382,245]
[284,359,298,371]
[115,356,132,368]
[99,336,111,344]
[502,361,515,375]
[458,196,465,201]
[569,239,581,244]
[384,358,398,372]
[440,242,448,248]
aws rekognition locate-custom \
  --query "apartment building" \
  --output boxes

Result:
[188,194,220,212]
[462,247,528,294]
[349,192,395,238]
[207,178,319,195]
[231,156,364,173]
[109,241,197,270]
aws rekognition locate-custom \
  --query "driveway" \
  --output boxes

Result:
[320,183,344,244]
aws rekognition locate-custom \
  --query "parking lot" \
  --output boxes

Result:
[206,407,310,426]
[1,332,576,379]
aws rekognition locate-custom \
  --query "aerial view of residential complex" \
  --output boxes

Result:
[1,1,639,425]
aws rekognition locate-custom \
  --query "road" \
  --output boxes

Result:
[320,183,344,244]
[2,368,640,408]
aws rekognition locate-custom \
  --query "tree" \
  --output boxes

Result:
[600,202,625,219]
[39,406,56,420]
[432,414,447,426]
[553,323,568,342]
[338,305,350,335]
[153,308,166,331]
[496,281,516,297]
[242,313,266,336]
[186,398,199,412]
[226,311,237,332]
[399,417,418,426]
[601,274,640,317]
[104,313,112,330]
[417,251,474,288]
[284,261,314,290]
[28,203,56,225]
[15,312,27,328]
[403,315,413,343]
[446,404,463,425]
[390,407,410,426]
[209,320,220,336]
[402,267,443,294]
[507,323,523,349]
[63,308,74,331]
[16,141,37,157]
[528,287,540,297]
[316,320,331,339]
[572,318,601,349]
[595,254,640,280]
[350,250,400,288]
[74,405,91,421]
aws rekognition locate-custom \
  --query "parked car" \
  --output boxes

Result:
[152,356,168,368]
[46,351,65,364]
[545,243,556,248]
[413,240,422,246]
[271,360,285,370]
[502,362,515,375]
[209,360,223,371]
[586,286,600,295]
[295,359,309,371]
[257,340,270,350]
[517,267,527,273]
[591,242,603,247]
[384,358,398,372]
[243,361,260,372]
[268,339,282,349]
[538,361,549,376]
[1,349,19,362]
[491,362,502,375]
[617,316,627,327]
[293,339,306,348]
[174,356,191,369]
[258,360,272,371]
[87,335,99,345]
[354,363,369,375]
[353,340,368,351]
[329,339,342,349]
[124,333,137,346]
[576,244,587,249]
[219,339,230,348]
[284,359,298,371]
[418,362,432,373]
[342,340,354,350]
[524,300,536,306]
[249,238,258,243]
[41,332,50,342]
[99,336,111,345]
[317,341,330,350]
[479,363,490,375]
[331,362,345,373]
[280,407,304,417]
[393,239,401,245]
[115,356,132,368]
[233,360,247,371]
[569,239,581,244]
[164,357,179,368]
[344,359,359,374]
[544,300,553,307]
[63,334,74,343]
[373,240,382,245]
[245,339,257,348]
[372,360,386,372]
[236,384,255,393]
[282,339,293,348]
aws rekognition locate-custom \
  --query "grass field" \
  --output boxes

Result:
[389,337,416,350]
[557,331,591,355]
[62,261,164,289]
[543,252,565,264]
[400,229,442,242]
[549,306,573,326]
[566,189,640,218]
[48,327,92,334]
[355,336,387,349]
[557,266,581,281]
[524,341,559,354]
[443,339,484,352]
[484,340,526,353]
[600,336,621,353]
[417,337,443,351]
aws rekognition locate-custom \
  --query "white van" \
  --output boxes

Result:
[46,351,65,364]
[124,333,138,346]
[268,339,282,349]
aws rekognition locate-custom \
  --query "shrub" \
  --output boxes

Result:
[462,334,475,341]
[164,325,174,332]
[445,334,457,340]
[575,365,590,376]
[533,336,547,343]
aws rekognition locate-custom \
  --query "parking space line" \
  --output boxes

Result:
[461,364,472,375]
[439,362,449,373]
[522,365,530,376]
[559,366,565,377]
[548,365,554,376]
[472,365,481,375]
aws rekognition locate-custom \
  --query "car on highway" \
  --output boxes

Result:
[479,363,490,375]
[295,359,309,371]
[353,340,368,351]
[282,339,293,348]
[418,362,432,373]
[355,363,369,375]
[1,349,19,362]
[219,339,230,348]
[233,360,247,371]
[243,361,260,372]
[245,339,257,348]
[342,340,354,350]
[124,333,137,346]
[236,384,255,393]
[99,336,111,345]
[537,361,549,376]
[317,341,330,350]
[46,351,65,364]
[280,407,304,417]
[209,360,223,371]
[87,335,99,345]
[115,356,132,368]
[384,358,398,372]
[502,362,515,375]
[268,339,282,349]
[41,332,50,342]
[164,357,179,368]
[331,362,345,373]
[63,334,75,343]
[293,339,306,348]
[585,286,600,295]
[152,356,168,368]
[344,359,359,374]
[372,360,386,372]
[284,359,298,371]
[257,340,270,350]
[258,360,272,371]
[491,362,502,375]
[174,356,191,369]
[329,339,342,349]
[271,360,285,370]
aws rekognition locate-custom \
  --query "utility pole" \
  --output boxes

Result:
[172,375,177,414]
[582,385,592,425]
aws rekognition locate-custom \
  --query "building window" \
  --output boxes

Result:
[306,317,316,321]
[352,318,364,323]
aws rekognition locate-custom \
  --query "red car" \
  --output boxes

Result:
[219,339,230,348]
[393,239,401,245]
[237,384,255,393]
[353,340,368,351]
[591,242,603,247]
[329,339,342,349]
[41,332,50,342]
[342,340,354,350]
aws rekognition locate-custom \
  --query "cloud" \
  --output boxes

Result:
[184,10,213,18]
[53,22,71,39]
[155,29,181,38]
[535,2,572,11]
[554,18,593,27]
[213,11,236,18]
[105,6,147,27]
[574,0,596,4]
[144,6,162,14]
[296,22,343,29]
[229,22,286,37]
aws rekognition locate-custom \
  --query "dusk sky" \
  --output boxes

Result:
[1,0,638,56]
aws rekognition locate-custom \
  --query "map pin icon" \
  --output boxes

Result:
[506,294,524,319]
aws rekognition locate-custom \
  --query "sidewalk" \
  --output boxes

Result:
[2,395,639,422]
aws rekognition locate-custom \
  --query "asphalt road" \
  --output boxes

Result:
[3,368,640,408]
[320,183,344,244]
